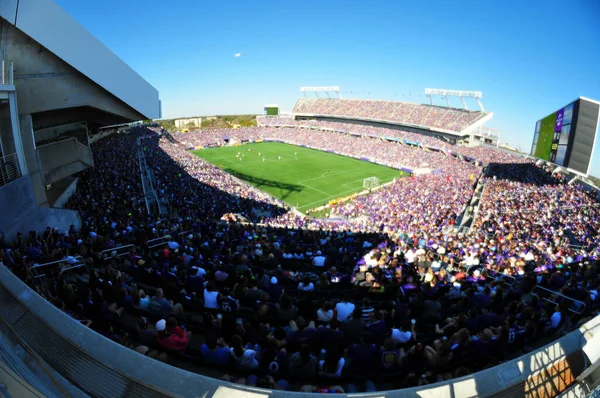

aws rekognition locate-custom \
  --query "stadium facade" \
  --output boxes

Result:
[0,0,160,240]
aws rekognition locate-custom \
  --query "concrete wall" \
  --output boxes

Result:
[88,129,116,144]
[2,24,144,124]
[0,175,37,235]
[0,0,160,119]
[34,122,88,146]
[51,177,78,208]
[0,174,80,240]
[36,138,92,185]
[19,114,47,207]
[0,101,16,156]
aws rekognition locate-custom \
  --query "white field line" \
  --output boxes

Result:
[298,176,396,210]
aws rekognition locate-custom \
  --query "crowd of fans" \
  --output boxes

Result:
[0,124,599,394]
[254,118,528,166]
[177,127,478,173]
[292,98,487,132]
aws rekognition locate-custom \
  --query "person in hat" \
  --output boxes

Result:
[156,318,192,352]
[267,276,284,301]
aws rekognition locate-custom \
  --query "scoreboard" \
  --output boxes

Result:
[264,104,279,116]
[531,97,600,175]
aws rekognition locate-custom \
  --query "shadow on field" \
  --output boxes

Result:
[224,168,304,200]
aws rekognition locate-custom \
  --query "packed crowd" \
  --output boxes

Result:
[292,98,487,132]
[145,135,289,222]
[177,126,480,173]
[254,119,527,166]
[0,125,599,394]
[472,163,600,273]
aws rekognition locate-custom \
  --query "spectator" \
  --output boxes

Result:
[290,344,318,379]
[201,336,231,366]
[319,345,345,377]
[298,276,315,292]
[335,295,356,322]
[229,335,259,370]
[204,282,220,309]
[155,319,191,351]
[313,251,326,267]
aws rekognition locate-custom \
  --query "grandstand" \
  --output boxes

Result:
[259,88,498,147]
[291,88,495,144]
[1,3,600,398]
[2,117,600,397]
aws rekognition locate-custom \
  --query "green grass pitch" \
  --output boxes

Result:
[192,142,406,211]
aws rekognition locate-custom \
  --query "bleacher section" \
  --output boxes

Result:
[292,98,488,132]
[0,126,599,396]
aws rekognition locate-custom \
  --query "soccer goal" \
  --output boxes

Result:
[363,176,380,189]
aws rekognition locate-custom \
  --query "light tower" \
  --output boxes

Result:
[300,86,342,99]
[424,88,485,112]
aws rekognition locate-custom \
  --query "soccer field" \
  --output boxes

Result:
[192,142,405,211]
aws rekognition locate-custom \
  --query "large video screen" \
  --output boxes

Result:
[530,98,600,174]
[264,106,279,116]
[531,102,574,166]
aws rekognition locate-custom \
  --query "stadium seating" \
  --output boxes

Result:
[254,119,526,166]
[292,98,488,132]
[1,124,598,394]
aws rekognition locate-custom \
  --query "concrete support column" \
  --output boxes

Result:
[19,113,47,207]
[7,91,28,175]
[0,101,15,156]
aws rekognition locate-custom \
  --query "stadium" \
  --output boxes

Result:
[0,1,600,398]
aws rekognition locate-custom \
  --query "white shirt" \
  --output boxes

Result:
[204,290,219,309]
[335,302,355,321]
[391,328,412,343]
[313,255,326,267]
[298,282,315,292]
[525,252,535,262]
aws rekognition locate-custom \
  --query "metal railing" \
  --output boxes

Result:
[531,285,587,315]
[147,236,170,251]
[485,268,517,286]
[29,256,84,279]
[0,60,14,85]
[0,153,22,187]
[100,245,134,260]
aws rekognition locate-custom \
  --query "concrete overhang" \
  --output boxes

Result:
[0,0,160,122]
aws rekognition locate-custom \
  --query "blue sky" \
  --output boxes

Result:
[56,0,600,174]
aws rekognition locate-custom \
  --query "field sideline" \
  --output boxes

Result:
[191,142,406,211]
